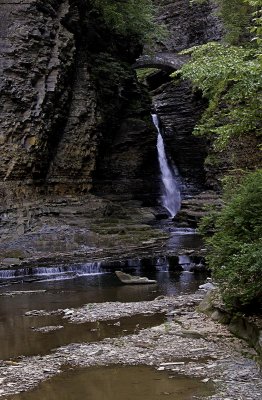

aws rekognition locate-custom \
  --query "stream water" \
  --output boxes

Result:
[0,231,211,399]
[0,260,207,360]
[8,365,214,400]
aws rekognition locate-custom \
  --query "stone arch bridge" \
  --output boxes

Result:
[133,52,189,72]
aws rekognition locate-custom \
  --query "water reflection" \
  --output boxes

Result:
[167,231,204,251]
[9,365,214,400]
[0,268,206,304]
[0,312,165,360]
[0,270,206,360]
[0,233,208,361]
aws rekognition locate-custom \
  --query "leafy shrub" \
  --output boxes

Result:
[172,42,262,149]
[175,0,262,149]
[205,170,262,311]
[212,241,262,310]
[178,1,262,313]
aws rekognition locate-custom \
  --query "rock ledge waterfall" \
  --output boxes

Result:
[152,114,181,217]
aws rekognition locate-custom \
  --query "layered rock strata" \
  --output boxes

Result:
[0,0,157,203]
[0,0,226,259]
[0,1,75,196]
[149,0,223,191]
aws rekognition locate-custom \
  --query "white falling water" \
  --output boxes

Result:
[152,114,181,217]
[0,262,103,281]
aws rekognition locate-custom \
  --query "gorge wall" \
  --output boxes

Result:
[1,0,75,200]
[0,0,158,205]
[0,0,224,262]
[0,0,224,208]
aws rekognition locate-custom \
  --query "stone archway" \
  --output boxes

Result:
[133,53,189,72]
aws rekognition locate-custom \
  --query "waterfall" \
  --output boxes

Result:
[0,262,103,281]
[152,114,181,217]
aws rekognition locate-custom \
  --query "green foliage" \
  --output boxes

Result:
[191,0,253,44]
[90,0,163,42]
[213,242,262,310]
[216,0,251,44]
[198,209,220,236]
[183,0,262,314]
[205,170,262,311]
[173,42,262,149]
[248,0,262,45]
[173,0,262,150]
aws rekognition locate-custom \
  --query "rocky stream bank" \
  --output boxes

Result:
[0,290,261,399]
[0,189,223,270]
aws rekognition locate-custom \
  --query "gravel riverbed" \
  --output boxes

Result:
[0,292,261,399]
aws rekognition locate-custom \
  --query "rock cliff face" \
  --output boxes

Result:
[154,0,222,53]
[0,0,157,204]
[0,1,75,198]
[0,0,223,204]
[0,0,225,263]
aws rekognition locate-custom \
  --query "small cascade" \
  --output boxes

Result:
[75,262,102,276]
[0,269,20,279]
[32,263,102,277]
[0,262,103,281]
[155,256,169,272]
[152,113,181,217]
[178,255,192,271]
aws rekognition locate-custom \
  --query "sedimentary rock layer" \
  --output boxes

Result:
[150,0,222,190]
[0,0,157,202]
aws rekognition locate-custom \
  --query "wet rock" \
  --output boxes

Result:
[31,326,64,333]
[199,282,216,291]
[180,329,205,339]
[173,192,223,229]
[25,309,63,317]
[1,292,261,399]
[61,297,186,323]
[2,258,22,266]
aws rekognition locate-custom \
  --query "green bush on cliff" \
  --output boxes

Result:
[90,0,162,41]
[173,42,262,149]
[191,0,256,43]
[177,0,262,149]
[205,170,262,311]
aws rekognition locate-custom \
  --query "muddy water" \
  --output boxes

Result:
[9,365,214,400]
[0,231,214,399]
[0,270,206,360]
[0,313,165,360]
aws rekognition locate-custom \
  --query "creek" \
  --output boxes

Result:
[0,252,207,360]
[7,365,214,400]
[0,229,261,400]
[0,228,214,399]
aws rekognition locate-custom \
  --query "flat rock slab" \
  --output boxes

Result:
[115,271,157,284]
